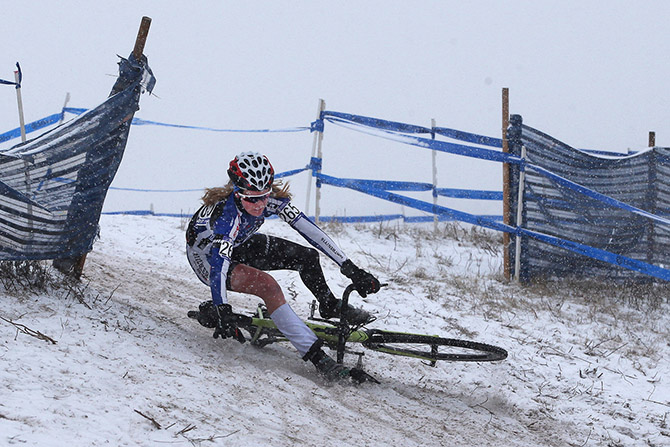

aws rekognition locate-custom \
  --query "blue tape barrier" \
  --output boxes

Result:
[321,177,432,192]
[316,172,512,234]
[275,166,309,179]
[321,111,432,135]
[317,170,670,282]
[0,107,312,145]
[130,117,310,133]
[323,112,522,165]
[64,108,310,133]
[323,111,670,230]
[432,126,503,148]
[435,188,503,200]
[321,111,503,148]
[0,112,64,144]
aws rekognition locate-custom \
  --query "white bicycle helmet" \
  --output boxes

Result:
[227,152,274,191]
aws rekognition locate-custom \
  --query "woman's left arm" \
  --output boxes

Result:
[275,199,381,296]
[275,201,347,266]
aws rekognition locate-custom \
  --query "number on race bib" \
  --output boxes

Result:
[217,240,233,258]
[279,203,301,223]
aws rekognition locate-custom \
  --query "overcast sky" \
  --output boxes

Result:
[2,1,669,216]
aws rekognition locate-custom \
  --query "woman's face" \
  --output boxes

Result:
[238,189,270,217]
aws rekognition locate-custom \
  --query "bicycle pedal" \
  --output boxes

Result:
[350,368,380,385]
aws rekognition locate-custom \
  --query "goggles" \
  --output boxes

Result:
[237,190,271,203]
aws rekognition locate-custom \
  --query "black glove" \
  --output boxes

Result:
[198,302,245,343]
[340,259,380,297]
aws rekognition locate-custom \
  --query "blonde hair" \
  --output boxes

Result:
[202,180,292,206]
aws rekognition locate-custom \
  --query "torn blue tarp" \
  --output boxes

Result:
[0,54,155,260]
[507,115,670,281]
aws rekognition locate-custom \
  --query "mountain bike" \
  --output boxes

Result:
[187,285,508,378]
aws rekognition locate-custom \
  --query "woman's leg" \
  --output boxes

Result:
[229,264,317,356]
[231,234,372,324]
[229,263,285,313]
[232,234,335,304]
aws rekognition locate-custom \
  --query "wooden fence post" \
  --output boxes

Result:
[502,88,511,281]
[55,16,152,279]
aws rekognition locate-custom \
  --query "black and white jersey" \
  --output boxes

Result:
[186,193,347,305]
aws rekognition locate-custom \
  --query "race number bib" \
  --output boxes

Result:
[215,239,233,258]
[278,202,301,223]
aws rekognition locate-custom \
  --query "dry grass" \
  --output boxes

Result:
[0,260,91,308]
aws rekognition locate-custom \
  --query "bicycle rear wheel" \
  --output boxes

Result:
[363,330,507,362]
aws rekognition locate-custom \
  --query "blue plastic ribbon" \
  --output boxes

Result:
[65,107,310,133]
[275,166,309,179]
[308,157,322,172]
[324,113,522,165]
[323,111,431,135]
[434,187,503,200]
[310,119,324,133]
[0,62,21,88]
[316,172,513,234]
[0,112,64,144]
[317,171,670,281]
[130,116,310,133]
[432,126,503,148]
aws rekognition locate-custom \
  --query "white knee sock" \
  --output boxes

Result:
[270,303,318,357]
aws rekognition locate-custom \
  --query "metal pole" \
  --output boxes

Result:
[514,145,526,282]
[502,87,511,281]
[431,118,438,232]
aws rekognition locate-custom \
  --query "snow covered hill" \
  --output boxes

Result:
[1,214,669,446]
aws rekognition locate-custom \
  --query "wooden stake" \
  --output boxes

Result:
[502,88,511,281]
[649,131,656,147]
[57,16,152,279]
[305,99,325,215]
[313,99,326,225]
[15,69,33,232]
[133,17,152,61]
[14,70,26,142]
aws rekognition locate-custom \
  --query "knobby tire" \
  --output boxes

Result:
[364,330,507,362]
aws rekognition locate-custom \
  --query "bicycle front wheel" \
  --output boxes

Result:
[363,330,508,362]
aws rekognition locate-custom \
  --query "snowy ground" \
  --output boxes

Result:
[1,214,669,446]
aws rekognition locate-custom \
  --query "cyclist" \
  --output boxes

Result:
[186,152,380,381]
